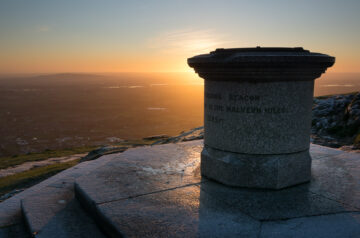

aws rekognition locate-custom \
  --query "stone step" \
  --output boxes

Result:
[74,140,360,238]
[2,140,360,237]
[0,220,30,238]
[21,185,105,238]
[0,151,116,238]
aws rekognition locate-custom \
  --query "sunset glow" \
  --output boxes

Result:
[1,0,360,74]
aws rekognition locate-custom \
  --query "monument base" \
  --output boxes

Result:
[201,145,311,189]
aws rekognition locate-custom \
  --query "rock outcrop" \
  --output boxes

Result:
[312,92,360,150]
[80,146,128,162]
[151,126,204,145]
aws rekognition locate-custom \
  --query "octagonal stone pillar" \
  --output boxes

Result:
[188,47,335,189]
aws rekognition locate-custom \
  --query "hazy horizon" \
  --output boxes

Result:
[1,1,360,74]
[1,71,360,77]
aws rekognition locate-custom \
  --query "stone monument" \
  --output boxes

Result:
[188,47,335,189]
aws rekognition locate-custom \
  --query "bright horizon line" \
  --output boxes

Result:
[0,71,196,77]
[1,70,360,76]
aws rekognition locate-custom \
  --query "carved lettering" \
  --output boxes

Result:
[264,107,288,114]
[205,94,290,118]
[229,94,260,102]
[206,104,224,112]
[206,114,224,123]
[226,106,262,113]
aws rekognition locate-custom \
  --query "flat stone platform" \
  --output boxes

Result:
[74,140,360,238]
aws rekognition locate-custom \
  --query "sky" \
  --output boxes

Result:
[0,0,360,74]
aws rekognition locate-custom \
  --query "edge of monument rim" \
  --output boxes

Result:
[187,47,335,82]
[187,47,335,65]
[193,70,328,82]
[188,55,335,65]
[188,64,333,82]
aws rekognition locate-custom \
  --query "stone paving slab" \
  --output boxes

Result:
[1,140,359,237]
[309,143,346,158]
[34,199,105,238]
[22,191,105,238]
[198,180,355,221]
[21,186,74,236]
[0,221,29,238]
[75,141,204,204]
[260,212,360,238]
[97,185,260,238]
[306,151,360,210]
[21,185,105,238]
[0,152,115,229]
[74,140,360,237]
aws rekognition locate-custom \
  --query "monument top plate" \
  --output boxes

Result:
[188,46,334,64]
[187,46,335,82]
[212,46,309,54]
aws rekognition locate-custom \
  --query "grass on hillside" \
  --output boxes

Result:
[0,139,159,199]
[0,159,80,198]
[0,139,158,171]
[0,146,98,170]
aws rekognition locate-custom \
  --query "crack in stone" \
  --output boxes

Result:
[308,189,360,211]
[95,182,203,205]
[258,211,360,222]
[312,151,345,160]
[0,223,21,229]
[256,222,263,238]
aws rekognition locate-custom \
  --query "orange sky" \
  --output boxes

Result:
[1,1,359,74]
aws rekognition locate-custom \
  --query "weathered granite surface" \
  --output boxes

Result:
[201,145,311,189]
[74,140,360,238]
[203,80,314,154]
[76,142,203,204]
[0,221,29,238]
[21,186,105,238]
[187,47,335,189]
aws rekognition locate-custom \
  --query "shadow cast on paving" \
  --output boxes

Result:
[1,140,359,237]
[74,141,360,237]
